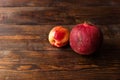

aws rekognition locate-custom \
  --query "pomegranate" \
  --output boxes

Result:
[70,22,103,55]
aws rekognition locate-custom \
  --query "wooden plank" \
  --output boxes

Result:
[0,24,57,36]
[0,50,120,71]
[0,7,120,25]
[0,39,70,50]
[0,70,119,80]
[0,50,119,80]
[0,0,120,7]
[0,24,119,37]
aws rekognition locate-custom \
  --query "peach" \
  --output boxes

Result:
[48,26,69,47]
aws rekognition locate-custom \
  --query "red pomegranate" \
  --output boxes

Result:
[70,22,103,55]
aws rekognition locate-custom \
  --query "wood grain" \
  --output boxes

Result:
[0,0,120,7]
[0,7,120,25]
[0,50,120,80]
[0,0,120,80]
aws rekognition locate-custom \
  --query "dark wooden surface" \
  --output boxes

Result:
[0,0,120,80]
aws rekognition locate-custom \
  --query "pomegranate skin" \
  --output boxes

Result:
[70,23,103,55]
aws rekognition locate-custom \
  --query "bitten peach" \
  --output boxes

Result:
[48,26,69,47]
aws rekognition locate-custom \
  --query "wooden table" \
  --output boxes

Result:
[0,0,120,80]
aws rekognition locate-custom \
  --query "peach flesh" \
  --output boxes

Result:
[54,29,66,41]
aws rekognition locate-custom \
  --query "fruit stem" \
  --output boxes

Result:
[83,21,93,26]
